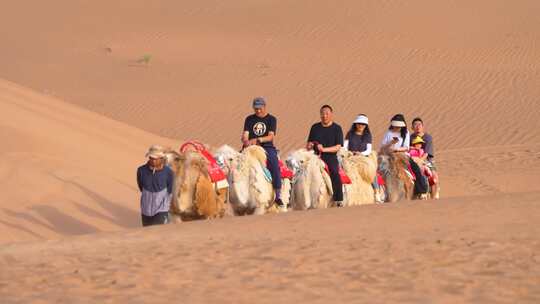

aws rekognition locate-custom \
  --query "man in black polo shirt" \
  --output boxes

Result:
[242,97,283,207]
[306,104,344,207]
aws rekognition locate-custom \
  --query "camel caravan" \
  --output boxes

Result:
[136,99,439,226]
[155,138,438,223]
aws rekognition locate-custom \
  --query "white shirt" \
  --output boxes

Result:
[381,130,410,151]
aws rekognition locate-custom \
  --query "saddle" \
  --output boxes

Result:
[309,141,352,184]
[262,159,294,181]
[377,172,385,186]
[279,160,294,179]
[180,141,227,185]
[323,162,352,184]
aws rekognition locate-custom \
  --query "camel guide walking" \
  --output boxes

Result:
[307,104,345,207]
[242,97,284,207]
[136,145,174,226]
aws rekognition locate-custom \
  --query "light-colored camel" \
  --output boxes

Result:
[286,149,334,210]
[377,151,414,202]
[214,145,290,215]
[164,147,228,221]
[338,149,378,205]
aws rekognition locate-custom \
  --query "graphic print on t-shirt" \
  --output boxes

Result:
[253,122,267,136]
[244,114,276,148]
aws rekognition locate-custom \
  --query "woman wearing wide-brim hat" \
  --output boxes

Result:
[380,114,429,197]
[380,114,410,152]
[344,114,385,203]
[344,114,372,156]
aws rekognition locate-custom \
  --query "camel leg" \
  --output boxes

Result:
[253,206,266,215]
[168,213,183,224]
[431,183,440,199]
[223,202,235,216]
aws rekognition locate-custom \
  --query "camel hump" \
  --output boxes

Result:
[243,145,267,164]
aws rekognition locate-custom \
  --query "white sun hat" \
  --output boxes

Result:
[390,120,406,127]
[145,144,166,159]
[353,115,369,125]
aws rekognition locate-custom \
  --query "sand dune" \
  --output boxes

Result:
[1,1,539,152]
[0,79,177,243]
[1,192,540,303]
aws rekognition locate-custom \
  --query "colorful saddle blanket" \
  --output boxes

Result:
[180,141,227,183]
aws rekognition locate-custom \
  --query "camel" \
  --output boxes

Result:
[377,151,414,202]
[337,149,378,205]
[286,149,334,210]
[164,147,229,221]
[214,145,290,215]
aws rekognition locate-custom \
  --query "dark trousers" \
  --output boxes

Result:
[264,146,282,190]
[409,158,428,194]
[323,155,343,202]
[141,212,169,227]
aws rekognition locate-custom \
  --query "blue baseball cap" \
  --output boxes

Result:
[252,97,266,108]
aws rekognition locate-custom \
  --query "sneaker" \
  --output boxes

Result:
[335,201,344,208]
[275,198,285,207]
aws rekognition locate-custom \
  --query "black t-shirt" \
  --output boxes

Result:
[346,131,372,153]
[243,114,277,148]
[307,122,344,160]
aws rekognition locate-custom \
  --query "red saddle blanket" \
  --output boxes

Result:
[377,165,418,185]
[264,160,293,180]
[377,172,385,186]
[180,141,226,183]
[323,163,352,185]
[308,141,351,184]
[279,160,294,179]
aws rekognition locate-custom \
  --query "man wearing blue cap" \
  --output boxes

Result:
[242,97,283,207]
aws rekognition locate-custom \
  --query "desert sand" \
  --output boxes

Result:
[1,0,540,302]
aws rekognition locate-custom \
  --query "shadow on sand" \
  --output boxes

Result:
[0,174,141,239]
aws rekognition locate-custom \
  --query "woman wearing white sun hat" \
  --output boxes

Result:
[380,113,410,152]
[344,114,372,156]
[344,114,384,202]
[380,114,428,197]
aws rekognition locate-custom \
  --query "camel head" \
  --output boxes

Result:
[286,149,312,178]
[286,149,333,210]
[214,145,240,174]
[214,145,251,208]
[285,153,300,177]
[337,147,353,160]
[163,148,181,173]
[378,154,391,174]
